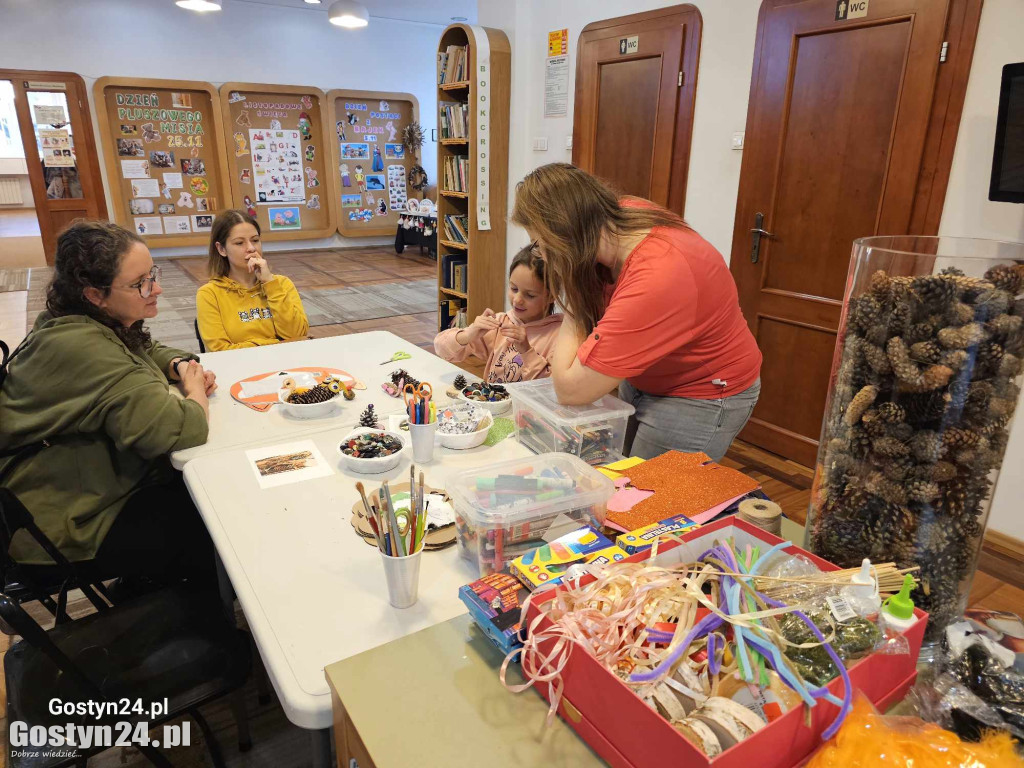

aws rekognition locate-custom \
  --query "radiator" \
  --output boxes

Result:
[0,177,24,205]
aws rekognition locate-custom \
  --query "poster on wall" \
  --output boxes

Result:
[95,78,230,245]
[220,84,333,239]
[250,128,305,203]
[40,128,74,167]
[330,90,419,237]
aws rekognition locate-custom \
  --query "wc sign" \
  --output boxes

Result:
[836,0,869,19]
[618,36,638,55]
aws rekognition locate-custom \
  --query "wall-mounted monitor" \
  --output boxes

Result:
[990,62,1024,204]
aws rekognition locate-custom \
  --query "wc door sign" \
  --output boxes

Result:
[619,36,638,55]
[836,0,869,19]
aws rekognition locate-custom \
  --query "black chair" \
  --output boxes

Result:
[2,584,253,768]
[194,318,206,353]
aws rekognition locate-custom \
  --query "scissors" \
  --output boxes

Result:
[403,382,433,423]
[379,350,412,365]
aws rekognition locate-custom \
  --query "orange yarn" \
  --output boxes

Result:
[807,694,1024,768]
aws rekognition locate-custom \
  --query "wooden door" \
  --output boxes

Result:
[729,0,956,467]
[0,70,106,263]
[573,6,701,214]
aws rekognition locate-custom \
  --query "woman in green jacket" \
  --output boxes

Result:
[0,220,217,587]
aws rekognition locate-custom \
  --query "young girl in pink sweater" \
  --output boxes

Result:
[434,246,563,383]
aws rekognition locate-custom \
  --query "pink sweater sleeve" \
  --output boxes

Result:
[434,326,491,362]
[514,315,563,380]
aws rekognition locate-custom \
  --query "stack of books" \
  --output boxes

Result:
[439,102,469,140]
[442,155,469,193]
[443,214,469,244]
[441,253,468,292]
[437,45,468,84]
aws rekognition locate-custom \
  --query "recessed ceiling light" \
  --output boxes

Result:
[175,0,222,10]
[304,0,322,4]
[328,0,369,27]
[451,16,467,21]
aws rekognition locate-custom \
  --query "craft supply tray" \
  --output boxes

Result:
[447,453,615,576]
[507,379,635,466]
[523,518,928,768]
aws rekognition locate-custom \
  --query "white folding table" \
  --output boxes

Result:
[171,332,465,469]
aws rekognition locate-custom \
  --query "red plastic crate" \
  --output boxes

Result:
[524,518,928,768]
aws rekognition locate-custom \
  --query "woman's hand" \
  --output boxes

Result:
[246,254,273,284]
[501,324,531,353]
[180,361,210,416]
[203,368,218,396]
[458,309,500,345]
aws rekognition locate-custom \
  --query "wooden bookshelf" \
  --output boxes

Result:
[436,24,511,332]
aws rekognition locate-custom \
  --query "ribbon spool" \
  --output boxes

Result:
[737,498,783,536]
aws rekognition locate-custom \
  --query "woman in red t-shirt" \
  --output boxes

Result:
[511,163,762,460]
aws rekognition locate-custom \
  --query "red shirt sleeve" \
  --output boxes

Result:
[577,238,699,379]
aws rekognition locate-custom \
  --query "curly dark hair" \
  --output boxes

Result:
[45,220,152,352]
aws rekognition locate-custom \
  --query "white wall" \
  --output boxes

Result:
[938,0,1024,539]
[482,0,1024,538]
[477,0,761,261]
[0,0,456,253]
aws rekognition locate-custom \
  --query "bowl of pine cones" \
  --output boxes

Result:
[278,375,350,419]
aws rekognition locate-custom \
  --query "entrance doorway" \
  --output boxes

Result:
[0,69,106,267]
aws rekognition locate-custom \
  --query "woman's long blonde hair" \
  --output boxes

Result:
[511,163,687,336]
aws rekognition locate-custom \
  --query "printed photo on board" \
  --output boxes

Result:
[120,124,137,136]
[180,158,206,176]
[268,206,302,231]
[341,194,361,208]
[149,151,175,168]
[129,199,154,215]
[364,174,385,191]
[117,139,144,157]
[192,214,214,231]
[339,142,369,159]
[384,143,405,159]
[171,92,192,108]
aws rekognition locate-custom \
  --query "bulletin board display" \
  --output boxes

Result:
[327,90,421,238]
[218,83,338,241]
[94,78,232,248]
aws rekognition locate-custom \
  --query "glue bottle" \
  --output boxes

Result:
[880,574,917,633]
[841,558,881,617]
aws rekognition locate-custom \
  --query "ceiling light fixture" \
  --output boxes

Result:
[304,0,322,4]
[175,0,222,11]
[451,16,468,21]
[328,0,369,27]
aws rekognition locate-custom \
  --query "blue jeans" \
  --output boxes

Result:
[619,379,761,462]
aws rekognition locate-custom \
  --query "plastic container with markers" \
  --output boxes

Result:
[447,453,615,576]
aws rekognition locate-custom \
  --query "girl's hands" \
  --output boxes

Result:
[246,254,273,284]
[460,308,500,344]
[500,324,531,352]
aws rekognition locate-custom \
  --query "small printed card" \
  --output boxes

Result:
[246,439,333,489]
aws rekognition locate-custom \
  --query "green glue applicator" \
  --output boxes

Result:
[880,574,916,632]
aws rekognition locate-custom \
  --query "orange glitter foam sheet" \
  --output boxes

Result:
[606,451,761,530]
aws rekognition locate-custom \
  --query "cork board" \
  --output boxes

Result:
[327,90,421,238]
[218,83,338,241]
[94,77,231,248]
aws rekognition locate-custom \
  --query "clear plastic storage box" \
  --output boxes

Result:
[508,379,635,465]
[447,453,615,576]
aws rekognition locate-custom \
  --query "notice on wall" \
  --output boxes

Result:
[548,28,568,57]
[544,55,569,118]
[250,128,306,204]
[39,128,74,167]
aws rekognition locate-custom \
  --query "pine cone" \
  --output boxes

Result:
[941,349,969,371]
[876,402,906,423]
[902,392,950,424]
[887,337,920,384]
[287,382,337,404]
[866,471,908,505]
[909,340,942,364]
[917,364,955,392]
[912,275,955,309]
[999,352,1023,378]
[358,404,379,428]
[848,426,874,457]
[938,322,987,349]
[906,478,940,502]
[849,295,884,334]
[946,302,975,327]
[861,341,893,374]
[843,384,878,426]
[872,436,910,458]
[988,314,1024,339]
[940,266,966,277]
[989,396,1017,420]
[906,321,937,345]
[931,461,958,482]
[869,270,892,299]
[390,368,420,389]
[973,289,1011,318]
[453,373,467,390]
[910,430,942,463]
[984,264,1024,295]
[941,427,981,453]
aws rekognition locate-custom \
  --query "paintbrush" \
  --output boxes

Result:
[382,481,404,557]
[355,481,373,519]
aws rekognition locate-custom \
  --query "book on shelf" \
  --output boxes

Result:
[441,254,468,291]
[439,297,467,330]
[438,44,468,85]
[443,214,470,244]
[453,263,467,294]
[442,155,469,193]
[439,101,469,140]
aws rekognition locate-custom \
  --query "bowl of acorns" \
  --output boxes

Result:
[458,380,512,415]
[278,375,352,419]
[338,428,407,474]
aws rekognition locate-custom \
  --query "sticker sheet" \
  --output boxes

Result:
[250,128,306,204]
[387,164,407,212]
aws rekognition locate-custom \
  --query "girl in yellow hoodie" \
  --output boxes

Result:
[196,210,309,351]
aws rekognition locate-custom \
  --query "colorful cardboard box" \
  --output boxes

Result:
[510,526,629,589]
[523,518,929,768]
[616,514,699,555]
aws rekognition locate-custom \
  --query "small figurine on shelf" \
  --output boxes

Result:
[359,404,380,428]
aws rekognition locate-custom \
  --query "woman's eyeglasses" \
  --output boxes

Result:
[118,266,162,298]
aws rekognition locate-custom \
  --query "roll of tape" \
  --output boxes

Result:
[737,498,783,536]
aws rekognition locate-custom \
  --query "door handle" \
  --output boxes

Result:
[750,212,773,263]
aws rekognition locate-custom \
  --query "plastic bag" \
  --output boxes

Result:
[951,643,1024,734]
[807,693,1024,767]
[906,673,1024,743]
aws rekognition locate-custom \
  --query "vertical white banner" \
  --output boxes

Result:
[469,25,492,230]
